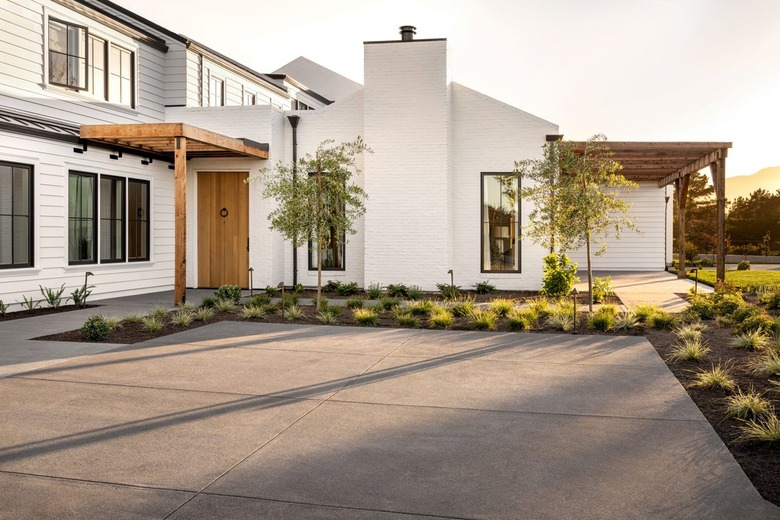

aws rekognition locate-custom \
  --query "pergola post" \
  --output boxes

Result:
[711,151,728,282]
[174,136,187,305]
[675,176,690,279]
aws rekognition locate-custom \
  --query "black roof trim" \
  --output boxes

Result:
[240,138,269,152]
[364,37,447,45]
[265,74,333,105]
[55,0,174,52]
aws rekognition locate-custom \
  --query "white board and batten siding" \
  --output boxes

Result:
[567,182,670,271]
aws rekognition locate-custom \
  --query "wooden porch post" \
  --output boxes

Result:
[711,152,727,282]
[676,176,690,279]
[174,137,187,305]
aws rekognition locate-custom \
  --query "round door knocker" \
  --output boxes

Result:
[220,207,228,218]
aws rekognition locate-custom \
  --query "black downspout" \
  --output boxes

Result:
[288,115,300,286]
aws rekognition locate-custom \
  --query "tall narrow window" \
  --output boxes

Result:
[0,162,33,269]
[481,173,520,272]
[109,44,134,106]
[99,176,125,262]
[243,91,255,105]
[48,19,87,89]
[209,76,224,106]
[69,172,97,264]
[87,35,106,99]
[128,179,149,261]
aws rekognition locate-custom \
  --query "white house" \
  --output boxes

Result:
[0,0,677,307]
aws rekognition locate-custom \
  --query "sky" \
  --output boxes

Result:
[116,0,780,180]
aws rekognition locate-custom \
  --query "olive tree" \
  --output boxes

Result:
[259,137,371,309]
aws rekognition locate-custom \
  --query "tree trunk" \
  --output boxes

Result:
[316,167,323,312]
[586,229,593,313]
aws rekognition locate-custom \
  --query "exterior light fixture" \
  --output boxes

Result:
[571,288,578,334]
[690,268,698,294]
[278,282,285,320]
[447,269,454,294]
[248,267,254,297]
[82,271,94,308]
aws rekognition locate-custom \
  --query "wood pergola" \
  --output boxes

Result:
[571,141,732,281]
[80,123,269,305]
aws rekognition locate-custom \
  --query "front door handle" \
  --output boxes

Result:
[220,207,228,218]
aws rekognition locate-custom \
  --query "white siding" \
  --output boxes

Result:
[0,130,174,306]
[196,55,291,109]
[567,182,669,271]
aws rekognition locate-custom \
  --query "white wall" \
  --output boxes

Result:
[362,39,450,290]
[567,181,669,271]
[0,130,174,307]
[450,83,558,291]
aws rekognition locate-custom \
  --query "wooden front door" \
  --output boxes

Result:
[198,172,249,288]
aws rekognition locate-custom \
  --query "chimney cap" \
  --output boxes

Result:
[399,25,416,41]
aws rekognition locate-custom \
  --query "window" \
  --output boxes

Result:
[309,229,345,271]
[69,173,149,265]
[209,76,224,106]
[243,91,255,105]
[0,162,33,269]
[87,35,106,99]
[48,19,87,89]
[109,44,133,106]
[99,176,125,263]
[481,173,520,272]
[128,179,149,261]
[292,99,311,110]
[68,172,97,264]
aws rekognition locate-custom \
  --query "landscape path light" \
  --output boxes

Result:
[690,268,698,295]
[278,282,285,320]
[83,272,94,308]
[248,267,254,297]
[447,269,454,295]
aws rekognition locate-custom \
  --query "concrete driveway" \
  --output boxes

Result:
[1,322,777,519]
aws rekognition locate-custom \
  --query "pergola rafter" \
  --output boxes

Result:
[80,122,269,305]
[571,141,732,281]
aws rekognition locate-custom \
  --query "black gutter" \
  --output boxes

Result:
[288,115,300,286]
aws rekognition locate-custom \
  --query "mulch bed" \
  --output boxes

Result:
[29,294,780,507]
[0,304,98,322]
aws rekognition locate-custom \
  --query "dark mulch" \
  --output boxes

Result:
[30,296,780,507]
[0,304,98,322]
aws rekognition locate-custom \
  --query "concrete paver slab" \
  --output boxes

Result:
[334,355,701,419]
[169,493,437,519]
[207,400,774,520]
[0,378,317,490]
[0,473,192,520]
[23,341,385,399]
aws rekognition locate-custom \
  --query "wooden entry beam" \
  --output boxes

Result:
[174,137,187,305]
[710,151,728,282]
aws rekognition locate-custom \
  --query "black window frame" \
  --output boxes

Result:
[68,171,98,265]
[480,172,521,274]
[128,178,150,262]
[87,34,107,100]
[108,43,135,107]
[0,161,34,269]
[99,175,126,263]
[48,18,88,90]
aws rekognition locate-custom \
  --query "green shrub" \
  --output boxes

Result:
[395,312,419,328]
[193,307,215,322]
[696,257,714,267]
[170,309,193,327]
[284,305,303,320]
[546,313,574,332]
[467,309,497,331]
[201,296,218,308]
[646,311,676,330]
[70,285,94,308]
[142,316,164,333]
[39,284,67,309]
[292,283,304,293]
[366,283,383,299]
[448,296,476,317]
[429,308,454,329]
[317,310,338,324]
[761,289,780,311]
[686,295,715,320]
[690,363,736,391]
[473,280,496,295]
[666,338,710,363]
[406,300,435,316]
[592,276,614,304]
[323,280,342,293]
[386,284,409,298]
[713,292,745,316]
[246,294,272,308]
[587,308,614,331]
[81,314,111,341]
[436,283,461,300]
[725,388,770,420]
[487,298,515,317]
[737,260,751,271]
[507,309,533,331]
[121,313,143,324]
[336,281,360,296]
[612,312,639,331]
[540,252,578,297]
[733,312,779,335]
[674,324,703,343]
[527,297,553,320]
[149,305,169,319]
[354,308,378,326]
[214,299,237,313]
[377,297,400,311]
[736,413,780,442]
[633,303,663,323]
[281,293,299,308]
[752,350,780,376]
[265,285,278,297]
[346,298,365,309]
[406,285,423,300]
[214,284,242,304]
[241,305,267,320]
[730,330,770,351]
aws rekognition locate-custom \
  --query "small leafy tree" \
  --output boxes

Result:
[540,252,578,297]
[515,140,564,251]
[557,135,639,312]
[259,137,371,310]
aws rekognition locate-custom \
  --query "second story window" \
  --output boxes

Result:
[87,35,106,99]
[243,91,255,105]
[209,76,224,106]
[48,19,87,89]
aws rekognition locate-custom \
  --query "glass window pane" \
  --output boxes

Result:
[0,166,11,214]
[69,173,95,264]
[128,179,149,261]
[0,216,11,265]
[482,174,520,272]
[0,163,32,268]
[49,52,67,85]
[13,167,29,215]
[13,216,28,264]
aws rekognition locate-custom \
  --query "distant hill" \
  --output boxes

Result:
[726,166,780,200]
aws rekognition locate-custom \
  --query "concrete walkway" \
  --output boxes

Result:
[0,321,777,519]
